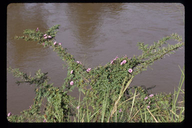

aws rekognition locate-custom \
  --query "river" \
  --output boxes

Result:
[7,3,184,114]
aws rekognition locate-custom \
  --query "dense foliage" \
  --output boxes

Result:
[7,25,184,122]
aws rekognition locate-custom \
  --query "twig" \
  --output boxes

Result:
[170,109,179,118]
[146,107,158,123]
[130,105,144,121]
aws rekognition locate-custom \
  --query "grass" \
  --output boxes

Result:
[61,65,185,122]
[7,65,184,123]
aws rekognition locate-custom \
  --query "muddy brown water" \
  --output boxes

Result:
[7,3,184,115]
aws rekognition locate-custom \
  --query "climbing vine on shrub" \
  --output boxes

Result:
[8,25,184,122]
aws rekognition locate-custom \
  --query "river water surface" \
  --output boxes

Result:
[7,3,184,114]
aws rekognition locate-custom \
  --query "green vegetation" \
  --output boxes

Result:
[7,25,184,122]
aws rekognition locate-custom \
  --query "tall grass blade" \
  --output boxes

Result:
[101,92,107,122]
[146,108,158,122]
[108,76,134,122]
[128,88,137,121]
